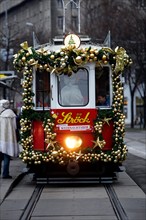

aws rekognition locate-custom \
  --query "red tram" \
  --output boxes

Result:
[14,34,132,182]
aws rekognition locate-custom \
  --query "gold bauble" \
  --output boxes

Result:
[22,56,26,62]
[39,65,43,70]
[61,58,65,62]
[52,151,58,156]
[60,51,64,56]
[44,64,48,69]
[94,50,98,55]
[50,55,55,59]
[87,55,90,60]
[90,49,95,53]
[104,60,108,64]
[61,62,66,68]
[102,55,107,61]
[26,52,30,57]
[65,55,68,60]
[90,53,94,58]
[29,58,34,64]
[75,56,82,63]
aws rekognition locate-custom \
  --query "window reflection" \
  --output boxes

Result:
[36,70,50,108]
[58,68,89,106]
[95,66,110,107]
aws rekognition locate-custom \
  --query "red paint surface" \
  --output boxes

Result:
[33,121,45,150]
[102,122,114,150]
[52,108,97,149]
[32,109,114,151]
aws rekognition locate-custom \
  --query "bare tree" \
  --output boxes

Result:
[81,0,146,128]
[125,9,146,128]
[0,22,23,100]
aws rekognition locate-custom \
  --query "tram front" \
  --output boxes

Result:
[14,34,132,181]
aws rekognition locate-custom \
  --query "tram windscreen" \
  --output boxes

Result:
[58,68,89,106]
[35,70,50,108]
[95,66,111,107]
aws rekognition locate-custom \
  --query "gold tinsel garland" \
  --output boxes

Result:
[13,41,132,75]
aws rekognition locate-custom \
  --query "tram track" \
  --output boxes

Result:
[19,183,129,220]
[22,183,129,220]
[104,184,129,220]
[19,184,44,220]
[1,175,131,220]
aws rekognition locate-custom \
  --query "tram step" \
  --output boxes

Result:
[36,176,117,184]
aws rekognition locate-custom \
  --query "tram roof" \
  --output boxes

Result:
[34,35,104,52]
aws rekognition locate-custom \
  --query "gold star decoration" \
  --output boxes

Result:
[36,48,48,55]
[93,137,106,149]
[28,47,33,55]
[75,150,83,160]
[30,60,38,66]
[46,139,57,150]
[52,113,58,119]
[103,117,112,126]
[20,41,28,50]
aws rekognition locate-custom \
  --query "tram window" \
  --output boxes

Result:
[58,68,89,106]
[95,66,111,107]
[35,70,50,108]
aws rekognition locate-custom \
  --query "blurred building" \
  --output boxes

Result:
[0,0,145,45]
[0,0,82,46]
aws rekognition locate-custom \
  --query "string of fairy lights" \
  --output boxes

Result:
[13,41,132,165]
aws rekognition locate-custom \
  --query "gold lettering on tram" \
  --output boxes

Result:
[57,112,90,124]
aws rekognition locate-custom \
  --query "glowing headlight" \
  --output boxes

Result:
[65,136,82,150]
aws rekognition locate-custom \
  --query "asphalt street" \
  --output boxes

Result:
[123,128,146,194]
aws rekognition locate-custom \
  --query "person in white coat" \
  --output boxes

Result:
[60,74,84,106]
[0,99,19,178]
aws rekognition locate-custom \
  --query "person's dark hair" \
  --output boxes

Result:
[97,92,106,98]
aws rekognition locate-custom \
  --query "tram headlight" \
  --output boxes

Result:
[65,135,82,150]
